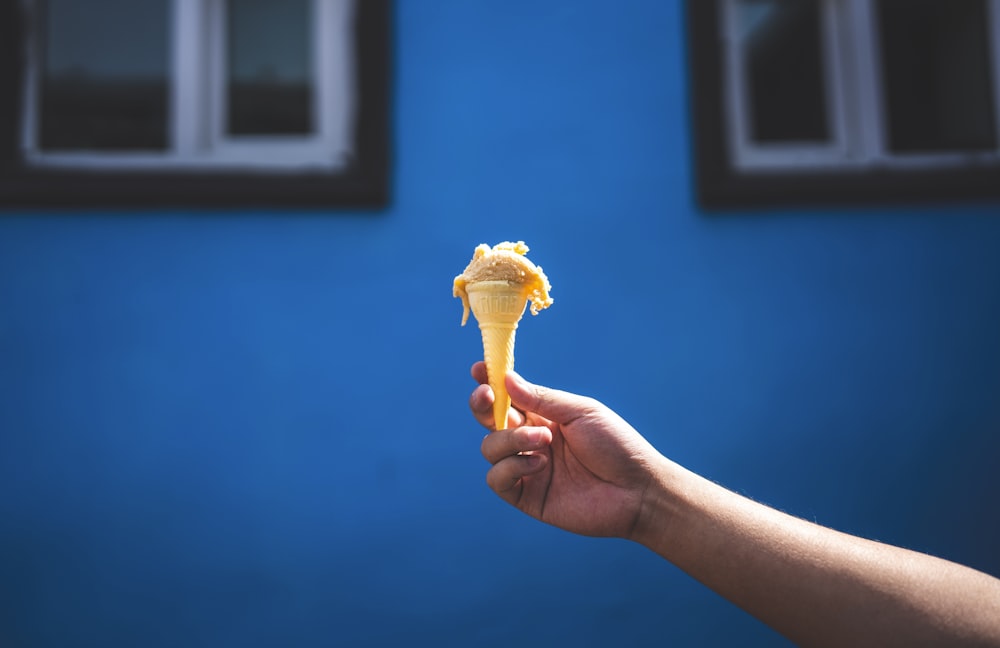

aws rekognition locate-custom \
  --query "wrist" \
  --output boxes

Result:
[628,456,694,551]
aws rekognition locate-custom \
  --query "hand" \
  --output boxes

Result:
[469,362,664,539]
[469,366,1000,648]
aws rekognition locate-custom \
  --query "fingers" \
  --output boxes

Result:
[472,363,595,432]
[482,426,551,499]
[468,382,495,429]
[471,361,488,385]
[469,364,555,502]
[505,371,599,425]
[481,426,552,465]
[469,362,526,430]
[486,454,547,498]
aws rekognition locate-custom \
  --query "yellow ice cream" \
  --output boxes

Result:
[454,242,553,430]
[453,241,553,326]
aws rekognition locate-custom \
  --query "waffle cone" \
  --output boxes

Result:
[467,281,528,430]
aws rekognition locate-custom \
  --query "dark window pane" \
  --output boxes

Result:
[739,0,830,143]
[38,0,169,151]
[227,0,313,136]
[878,0,997,153]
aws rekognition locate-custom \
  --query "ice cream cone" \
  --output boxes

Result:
[455,242,552,427]
[467,281,528,430]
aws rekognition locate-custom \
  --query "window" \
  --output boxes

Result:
[0,0,391,208]
[686,0,1000,208]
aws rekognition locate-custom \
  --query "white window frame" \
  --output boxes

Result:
[720,0,1000,173]
[20,0,356,172]
[721,0,852,171]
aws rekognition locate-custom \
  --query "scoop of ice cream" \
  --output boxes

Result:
[453,241,553,326]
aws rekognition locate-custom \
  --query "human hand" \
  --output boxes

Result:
[470,362,664,539]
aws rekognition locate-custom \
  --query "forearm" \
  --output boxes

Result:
[633,458,1000,647]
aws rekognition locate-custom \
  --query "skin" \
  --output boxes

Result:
[470,362,1000,648]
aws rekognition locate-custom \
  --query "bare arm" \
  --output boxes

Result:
[472,366,1000,647]
[634,458,1000,647]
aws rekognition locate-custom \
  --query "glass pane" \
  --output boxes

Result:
[877,0,997,153]
[737,0,830,144]
[38,0,169,151]
[227,0,314,136]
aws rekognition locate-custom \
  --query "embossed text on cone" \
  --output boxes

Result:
[467,281,528,430]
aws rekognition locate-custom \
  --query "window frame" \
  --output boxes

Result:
[0,0,392,209]
[722,0,854,171]
[686,0,1000,210]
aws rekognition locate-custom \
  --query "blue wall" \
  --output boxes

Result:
[3,2,1000,646]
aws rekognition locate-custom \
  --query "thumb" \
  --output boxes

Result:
[506,371,596,425]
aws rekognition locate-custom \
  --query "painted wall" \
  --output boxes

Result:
[2,1,999,646]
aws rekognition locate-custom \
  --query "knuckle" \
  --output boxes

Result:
[488,463,520,494]
[485,465,504,492]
